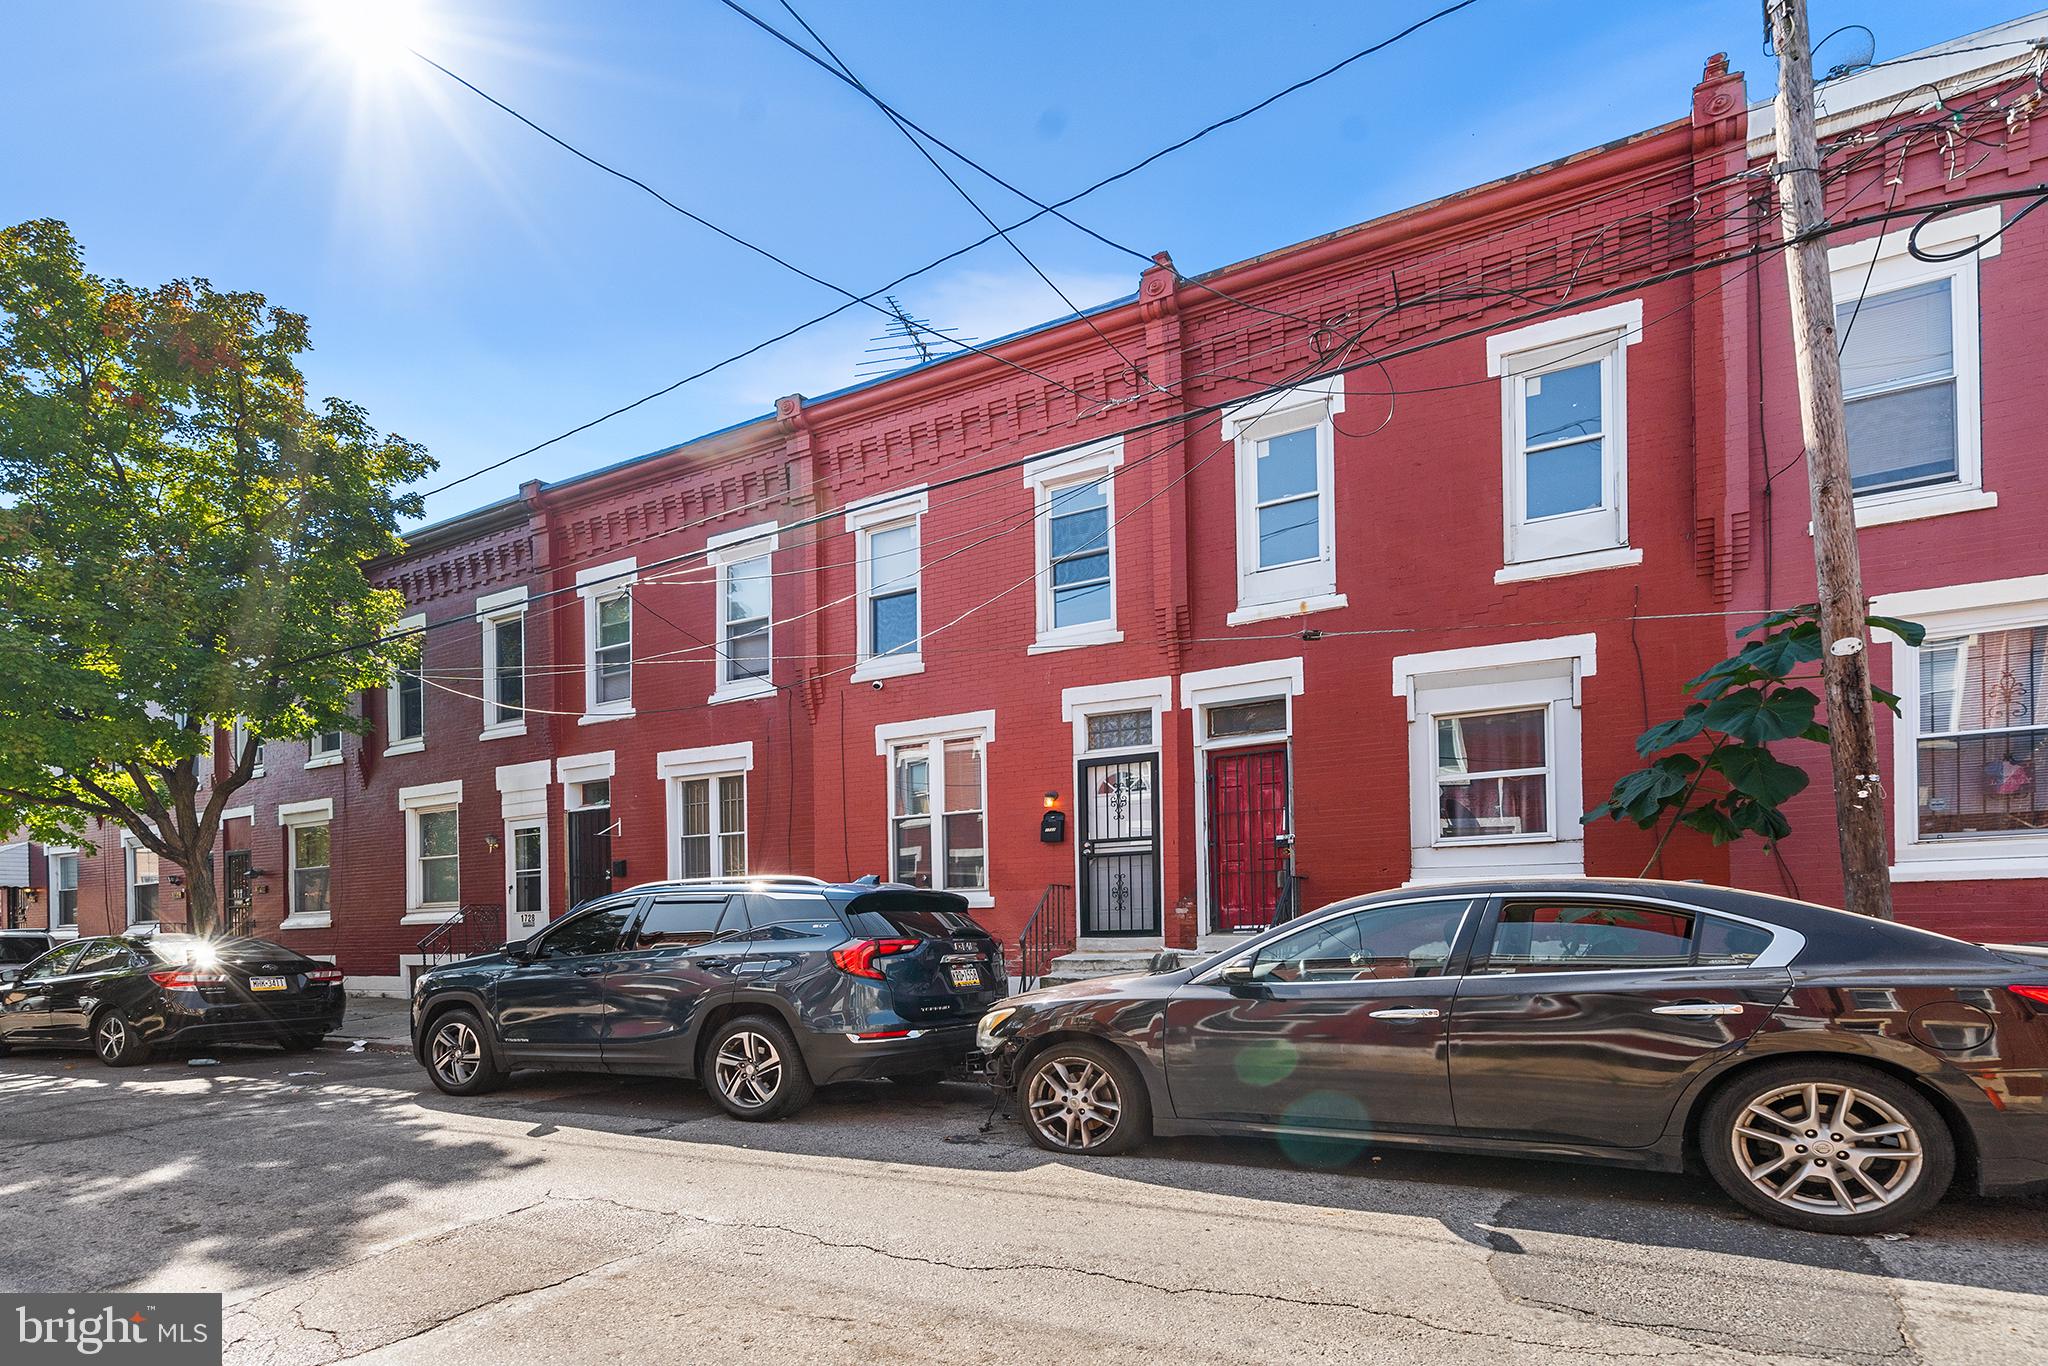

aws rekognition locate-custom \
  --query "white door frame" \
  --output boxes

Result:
[1181,659,1305,947]
[504,817,549,937]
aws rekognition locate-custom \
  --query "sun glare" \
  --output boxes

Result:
[308,0,426,67]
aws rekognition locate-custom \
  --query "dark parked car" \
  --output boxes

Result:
[0,934,346,1065]
[410,877,1005,1120]
[0,929,56,986]
[978,878,2048,1234]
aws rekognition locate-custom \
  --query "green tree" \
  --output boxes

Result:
[0,219,431,933]
[1585,604,1924,893]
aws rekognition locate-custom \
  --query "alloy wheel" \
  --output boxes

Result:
[1730,1080,1925,1217]
[1027,1056,1123,1151]
[431,1020,481,1088]
[713,1030,783,1110]
[94,1015,127,1063]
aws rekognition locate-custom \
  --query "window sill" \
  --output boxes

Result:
[400,908,463,926]
[1029,626,1124,655]
[278,914,332,931]
[1225,592,1348,628]
[1495,545,1643,585]
[480,722,528,742]
[708,679,777,706]
[851,655,925,683]
[304,754,344,770]
[578,709,635,726]
[1806,487,1998,532]
[1890,851,2048,882]
[384,739,425,758]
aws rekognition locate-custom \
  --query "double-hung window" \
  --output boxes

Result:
[1828,207,1997,525]
[659,742,755,880]
[576,559,637,720]
[229,718,264,777]
[279,799,335,928]
[386,613,426,755]
[1223,379,1344,624]
[49,849,78,930]
[708,524,778,703]
[478,587,528,738]
[308,730,343,766]
[847,490,927,681]
[1025,439,1123,651]
[399,780,464,918]
[126,839,160,924]
[1435,708,1551,842]
[1487,300,1640,579]
[878,711,993,901]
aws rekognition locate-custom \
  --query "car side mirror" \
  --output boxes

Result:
[1218,961,1264,995]
[502,939,531,960]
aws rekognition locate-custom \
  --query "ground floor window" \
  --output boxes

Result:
[412,807,460,908]
[50,851,78,929]
[890,736,987,894]
[678,773,746,878]
[1436,707,1551,841]
[1914,624,2048,839]
[291,823,332,921]
[127,844,160,923]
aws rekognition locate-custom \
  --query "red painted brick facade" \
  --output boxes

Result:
[32,36,2048,981]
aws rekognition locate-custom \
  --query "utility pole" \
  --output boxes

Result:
[1767,0,1894,919]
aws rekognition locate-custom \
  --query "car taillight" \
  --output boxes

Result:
[306,968,344,984]
[2011,984,2048,1007]
[830,938,921,980]
[148,969,225,990]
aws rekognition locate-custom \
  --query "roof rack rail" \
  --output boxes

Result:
[659,874,833,887]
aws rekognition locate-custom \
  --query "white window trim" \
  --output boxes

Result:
[496,759,551,822]
[385,613,427,756]
[230,718,264,779]
[1061,676,1173,757]
[278,799,335,930]
[659,742,756,880]
[708,524,780,704]
[305,730,344,769]
[875,710,994,907]
[577,557,638,722]
[1488,299,1641,574]
[1874,574,2048,881]
[1024,439,1125,653]
[399,780,464,923]
[1390,635,1595,884]
[45,844,80,936]
[1825,207,1999,527]
[478,586,529,741]
[1223,378,1346,622]
[121,830,162,928]
[847,489,928,682]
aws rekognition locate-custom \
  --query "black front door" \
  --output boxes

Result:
[493,900,636,1058]
[602,893,752,1072]
[1449,895,1794,1147]
[1078,755,1160,936]
[1164,897,1476,1133]
[223,850,253,937]
[566,807,614,910]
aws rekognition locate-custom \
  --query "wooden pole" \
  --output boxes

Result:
[1767,0,1894,919]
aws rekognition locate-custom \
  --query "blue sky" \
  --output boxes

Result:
[3,0,2029,524]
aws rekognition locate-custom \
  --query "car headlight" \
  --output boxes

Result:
[976,1006,1020,1053]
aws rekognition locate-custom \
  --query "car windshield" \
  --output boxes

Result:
[836,890,986,940]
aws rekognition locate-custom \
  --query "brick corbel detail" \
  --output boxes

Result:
[776,393,829,722]
[1138,251,1192,673]
[1689,53,1754,603]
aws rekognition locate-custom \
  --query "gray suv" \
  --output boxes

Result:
[409,877,1006,1120]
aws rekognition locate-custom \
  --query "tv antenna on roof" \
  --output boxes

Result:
[856,295,977,378]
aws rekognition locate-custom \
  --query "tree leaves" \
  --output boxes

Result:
[1701,686,1818,744]
[1707,744,1810,805]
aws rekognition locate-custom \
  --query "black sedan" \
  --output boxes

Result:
[977,878,2048,1234]
[0,934,346,1065]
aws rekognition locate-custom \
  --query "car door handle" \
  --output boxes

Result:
[1368,1007,1441,1020]
[1652,1002,1745,1017]
[574,964,607,976]
[694,957,730,969]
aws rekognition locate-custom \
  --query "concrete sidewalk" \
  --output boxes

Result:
[334,992,412,1051]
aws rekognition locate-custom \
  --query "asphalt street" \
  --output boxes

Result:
[1,1041,2043,1365]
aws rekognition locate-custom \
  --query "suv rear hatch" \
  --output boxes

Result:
[834,889,1005,1022]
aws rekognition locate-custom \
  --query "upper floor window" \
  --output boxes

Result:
[1487,300,1640,580]
[229,717,264,777]
[847,490,927,681]
[386,613,426,755]
[1223,380,1344,624]
[478,587,528,738]
[1025,439,1123,651]
[1827,206,1998,527]
[575,559,637,719]
[708,524,777,704]
[308,730,343,766]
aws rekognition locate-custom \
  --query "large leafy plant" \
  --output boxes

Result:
[1586,605,1925,871]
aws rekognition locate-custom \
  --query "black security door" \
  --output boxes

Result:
[567,807,614,910]
[1078,755,1160,936]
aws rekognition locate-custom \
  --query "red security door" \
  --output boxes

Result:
[1208,747,1289,932]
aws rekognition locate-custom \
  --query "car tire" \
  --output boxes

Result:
[283,1033,327,1052]
[1019,1039,1151,1157]
[1700,1059,1954,1235]
[92,1009,151,1068]
[422,1008,506,1096]
[886,1069,948,1088]
[704,1015,815,1122]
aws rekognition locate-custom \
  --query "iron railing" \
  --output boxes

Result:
[1015,883,1075,990]
[415,902,506,970]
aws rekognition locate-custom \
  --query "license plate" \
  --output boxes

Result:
[949,965,982,989]
[249,976,287,992]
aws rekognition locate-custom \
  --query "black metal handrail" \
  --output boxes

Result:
[415,902,505,968]
[1015,883,1075,990]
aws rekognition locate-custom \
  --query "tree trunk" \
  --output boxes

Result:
[177,842,220,936]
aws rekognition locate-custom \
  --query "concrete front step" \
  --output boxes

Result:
[1039,948,1197,986]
